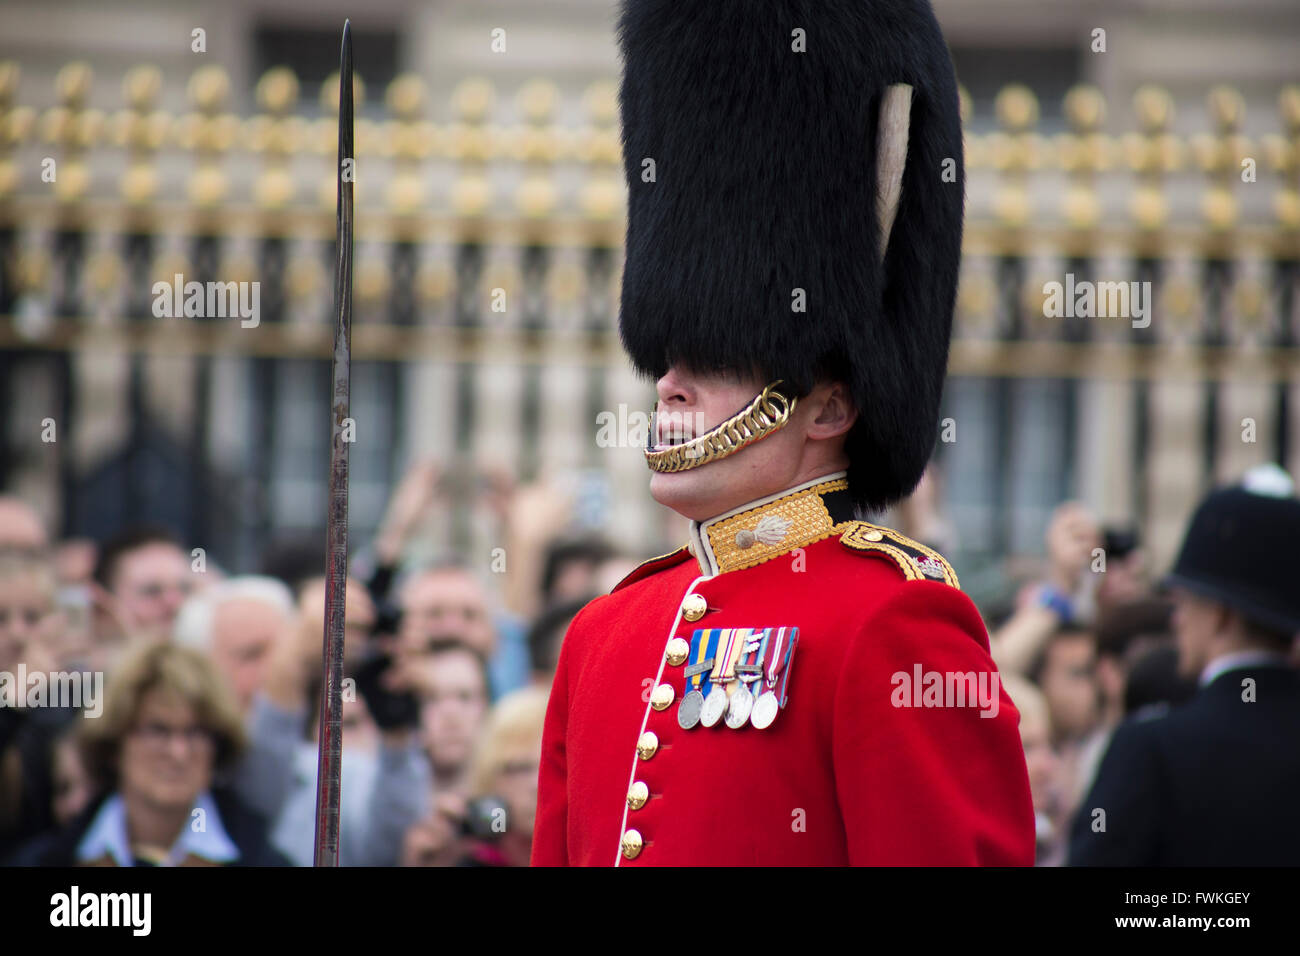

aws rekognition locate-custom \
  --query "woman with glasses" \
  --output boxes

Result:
[7,641,288,866]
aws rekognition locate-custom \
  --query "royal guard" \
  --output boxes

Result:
[532,0,1035,866]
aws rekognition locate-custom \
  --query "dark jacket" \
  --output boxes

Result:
[0,706,80,861]
[1068,663,1300,866]
[4,786,290,867]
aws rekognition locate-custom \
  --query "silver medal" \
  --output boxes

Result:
[725,683,753,728]
[700,686,728,727]
[677,689,704,729]
[750,690,780,729]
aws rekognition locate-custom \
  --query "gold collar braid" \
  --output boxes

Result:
[644,381,797,474]
[693,475,852,575]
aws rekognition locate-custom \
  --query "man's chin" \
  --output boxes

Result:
[648,468,724,522]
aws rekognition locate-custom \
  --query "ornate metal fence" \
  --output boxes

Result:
[0,61,1297,587]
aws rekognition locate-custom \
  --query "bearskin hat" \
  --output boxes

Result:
[617,0,964,511]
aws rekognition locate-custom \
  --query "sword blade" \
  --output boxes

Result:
[313,18,353,869]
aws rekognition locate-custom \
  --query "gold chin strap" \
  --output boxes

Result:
[644,381,798,474]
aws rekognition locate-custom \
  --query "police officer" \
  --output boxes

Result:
[531,0,1035,866]
[1069,471,1300,866]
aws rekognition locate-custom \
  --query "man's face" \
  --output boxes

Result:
[55,540,98,587]
[1039,635,1099,741]
[0,571,59,671]
[413,650,489,779]
[648,366,830,521]
[400,570,494,658]
[550,560,599,605]
[1170,589,1220,678]
[297,577,375,665]
[0,498,48,554]
[119,690,215,813]
[211,597,289,711]
[1096,551,1145,609]
[109,543,195,641]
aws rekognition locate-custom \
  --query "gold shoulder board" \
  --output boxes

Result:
[839,521,961,590]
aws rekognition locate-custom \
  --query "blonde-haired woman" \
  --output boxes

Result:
[8,641,288,866]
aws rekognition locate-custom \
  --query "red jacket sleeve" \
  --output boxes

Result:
[530,607,577,866]
[832,582,1035,865]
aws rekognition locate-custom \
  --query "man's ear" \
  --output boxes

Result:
[805,382,858,441]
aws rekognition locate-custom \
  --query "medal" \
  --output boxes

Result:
[750,691,780,729]
[725,628,768,729]
[725,682,753,728]
[750,626,799,729]
[677,689,704,729]
[700,628,747,728]
[700,687,728,727]
[677,629,720,730]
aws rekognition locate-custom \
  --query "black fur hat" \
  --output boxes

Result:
[617,0,964,511]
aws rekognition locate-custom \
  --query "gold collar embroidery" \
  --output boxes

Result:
[688,473,854,576]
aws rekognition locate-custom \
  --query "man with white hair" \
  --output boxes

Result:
[174,576,295,713]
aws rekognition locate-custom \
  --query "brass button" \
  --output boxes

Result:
[681,593,708,622]
[863,528,884,542]
[621,828,644,860]
[664,637,690,667]
[627,781,649,810]
[650,683,675,711]
[636,731,658,760]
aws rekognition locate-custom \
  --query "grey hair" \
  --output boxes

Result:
[173,574,296,650]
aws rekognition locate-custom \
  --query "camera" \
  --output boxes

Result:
[457,795,508,842]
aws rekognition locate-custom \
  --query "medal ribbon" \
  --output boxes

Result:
[763,627,790,690]
[774,627,800,706]
[739,627,770,682]
[708,627,748,693]
[688,629,721,691]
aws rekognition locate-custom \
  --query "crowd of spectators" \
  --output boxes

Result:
[2,459,1296,866]
[0,462,632,867]
[985,468,1300,865]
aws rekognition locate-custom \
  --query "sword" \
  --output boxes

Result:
[313,19,353,868]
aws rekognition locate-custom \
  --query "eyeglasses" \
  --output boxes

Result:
[420,689,487,708]
[130,722,215,751]
[130,580,195,602]
[0,606,55,631]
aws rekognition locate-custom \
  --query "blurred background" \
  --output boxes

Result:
[0,0,1295,583]
[0,0,1297,867]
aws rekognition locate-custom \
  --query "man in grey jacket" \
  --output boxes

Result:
[230,576,430,866]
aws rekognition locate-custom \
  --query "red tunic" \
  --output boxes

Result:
[532,476,1034,866]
